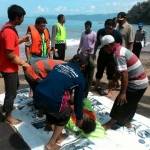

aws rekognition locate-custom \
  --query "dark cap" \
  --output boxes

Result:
[117,12,127,20]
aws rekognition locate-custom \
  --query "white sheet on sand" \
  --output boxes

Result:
[0,88,150,150]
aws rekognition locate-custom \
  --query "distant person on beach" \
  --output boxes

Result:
[51,14,67,60]
[132,22,146,58]
[100,35,148,130]
[25,17,51,64]
[0,5,30,125]
[33,54,87,150]
[116,12,135,51]
[94,19,122,97]
[77,20,96,97]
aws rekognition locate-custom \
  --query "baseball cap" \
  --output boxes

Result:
[117,12,127,20]
[101,35,115,48]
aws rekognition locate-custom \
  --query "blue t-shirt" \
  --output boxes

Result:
[34,62,85,120]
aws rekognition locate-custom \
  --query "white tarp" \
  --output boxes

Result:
[0,88,150,150]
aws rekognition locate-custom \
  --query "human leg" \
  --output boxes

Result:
[103,88,147,129]
[2,72,21,125]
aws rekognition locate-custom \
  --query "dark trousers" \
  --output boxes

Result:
[133,42,142,58]
[96,48,118,80]
[53,43,66,60]
[83,55,95,97]
[110,88,147,125]
[2,72,19,113]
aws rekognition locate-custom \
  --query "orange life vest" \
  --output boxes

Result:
[25,59,64,81]
[27,25,50,56]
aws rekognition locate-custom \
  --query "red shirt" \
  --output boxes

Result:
[0,22,19,73]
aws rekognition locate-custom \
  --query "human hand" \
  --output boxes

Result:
[116,93,127,106]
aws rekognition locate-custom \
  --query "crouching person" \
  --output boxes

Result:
[33,54,88,150]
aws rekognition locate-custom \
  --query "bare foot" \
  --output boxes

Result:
[56,133,68,145]
[102,119,117,130]
[45,143,60,150]
[106,91,113,98]
[124,122,132,128]
[6,116,21,125]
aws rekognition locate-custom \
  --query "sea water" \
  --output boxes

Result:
[0,17,150,59]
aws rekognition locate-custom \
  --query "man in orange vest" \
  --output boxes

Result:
[25,17,51,64]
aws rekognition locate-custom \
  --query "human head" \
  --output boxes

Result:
[80,117,96,134]
[101,35,115,54]
[138,22,143,30]
[104,19,114,33]
[69,54,88,71]
[57,14,65,24]
[85,20,92,33]
[117,12,127,25]
[35,17,47,33]
[7,4,26,25]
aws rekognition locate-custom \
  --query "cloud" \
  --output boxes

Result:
[54,6,67,13]
[36,5,49,13]
[54,6,80,14]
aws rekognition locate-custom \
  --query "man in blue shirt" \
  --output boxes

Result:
[33,54,87,150]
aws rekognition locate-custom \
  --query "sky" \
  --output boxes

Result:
[0,0,147,17]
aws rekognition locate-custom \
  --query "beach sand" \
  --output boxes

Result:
[0,46,150,118]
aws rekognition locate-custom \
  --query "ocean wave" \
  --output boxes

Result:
[66,39,80,46]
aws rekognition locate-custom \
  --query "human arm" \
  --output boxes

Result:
[77,33,84,54]
[143,31,146,47]
[7,51,29,67]
[127,25,135,51]
[74,80,85,126]
[116,71,128,105]
[93,30,101,59]
[18,34,30,44]
[51,25,57,51]
[115,55,128,105]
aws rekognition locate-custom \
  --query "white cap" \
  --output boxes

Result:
[101,35,115,48]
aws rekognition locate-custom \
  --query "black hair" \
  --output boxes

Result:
[57,14,64,21]
[81,118,96,134]
[35,17,47,25]
[85,20,92,27]
[104,19,114,27]
[7,4,26,21]
[69,54,88,67]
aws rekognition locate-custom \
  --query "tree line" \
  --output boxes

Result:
[127,0,150,25]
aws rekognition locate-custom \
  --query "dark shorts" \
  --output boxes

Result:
[46,107,71,126]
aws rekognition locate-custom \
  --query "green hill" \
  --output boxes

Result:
[127,0,150,24]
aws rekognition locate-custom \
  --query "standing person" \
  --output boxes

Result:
[94,19,122,96]
[77,21,96,97]
[133,22,146,58]
[25,17,51,64]
[51,14,67,60]
[116,12,134,51]
[0,5,30,125]
[33,54,87,149]
[100,35,148,129]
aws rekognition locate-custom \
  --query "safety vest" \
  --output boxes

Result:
[27,25,50,56]
[25,59,64,81]
[55,23,66,44]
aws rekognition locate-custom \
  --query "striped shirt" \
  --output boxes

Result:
[114,46,148,89]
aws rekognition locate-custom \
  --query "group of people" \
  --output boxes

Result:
[0,4,149,150]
